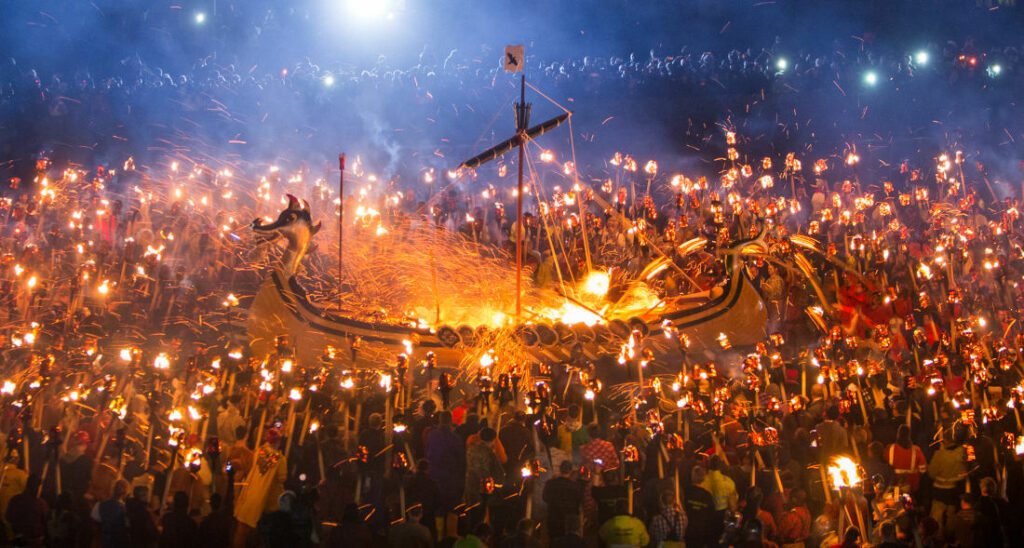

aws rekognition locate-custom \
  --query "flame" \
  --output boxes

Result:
[582,271,610,298]
[184,447,203,469]
[552,302,603,326]
[153,353,171,370]
[717,332,731,349]
[827,456,861,489]
[144,244,165,261]
[618,333,637,364]
[354,205,381,224]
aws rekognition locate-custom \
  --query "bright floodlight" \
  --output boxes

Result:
[346,0,391,21]
[989,64,1003,77]
[323,74,336,87]
[863,71,879,86]
[776,58,787,72]
[914,51,928,65]
[195,12,206,24]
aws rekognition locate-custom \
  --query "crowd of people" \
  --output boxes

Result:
[0,113,1017,548]
[1,3,1024,548]
[2,28,1023,188]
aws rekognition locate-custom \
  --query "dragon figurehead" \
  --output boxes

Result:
[252,194,321,276]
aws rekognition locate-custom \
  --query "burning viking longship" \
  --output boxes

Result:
[246,196,768,367]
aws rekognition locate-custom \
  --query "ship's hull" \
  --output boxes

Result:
[248,263,767,367]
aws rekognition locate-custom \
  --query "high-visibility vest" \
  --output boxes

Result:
[888,444,925,490]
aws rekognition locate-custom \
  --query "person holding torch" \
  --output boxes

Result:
[232,427,287,548]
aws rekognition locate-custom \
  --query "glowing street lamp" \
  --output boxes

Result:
[194,12,207,25]
[914,51,929,66]
[863,71,879,86]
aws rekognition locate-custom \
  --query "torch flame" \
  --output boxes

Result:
[827,456,861,490]
[582,271,610,298]
[153,353,170,370]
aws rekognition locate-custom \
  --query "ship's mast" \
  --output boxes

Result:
[514,75,530,319]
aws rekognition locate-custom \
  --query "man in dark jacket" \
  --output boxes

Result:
[411,400,437,459]
[550,521,587,548]
[684,465,717,548]
[499,413,533,477]
[125,485,158,548]
[456,413,481,444]
[405,459,442,539]
[542,460,583,539]
[387,505,433,547]
[358,413,387,477]
[257,491,309,548]
[198,491,233,548]
[976,476,1008,548]
[591,470,628,528]
[60,431,93,506]
[424,411,465,513]
[93,479,130,548]
[5,474,47,545]
[159,491,198,548]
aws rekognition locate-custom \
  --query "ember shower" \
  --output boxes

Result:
[2,1,1024,546]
